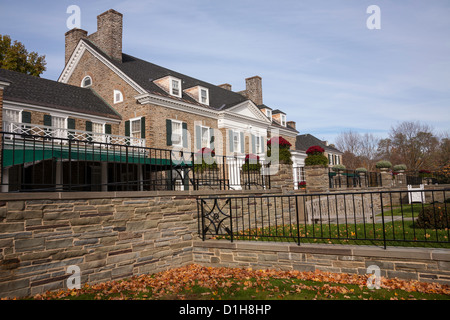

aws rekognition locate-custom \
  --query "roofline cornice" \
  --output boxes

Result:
[58,40,147,95]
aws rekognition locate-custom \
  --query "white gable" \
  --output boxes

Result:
[224,101,271,124]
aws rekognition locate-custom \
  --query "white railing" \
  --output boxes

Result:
[2,121,146,148]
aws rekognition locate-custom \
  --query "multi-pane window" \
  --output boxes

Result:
[200,88,208,104]
[171,120,182,146]
[281,114,286,126]
[171,79,181,97]
[114,90,123,104]
[130,119,141,139]
[201,126,209,148]
[3,109,20,133]
[266,109,272,120]
[255,135,262,154]
[81,76,92,88]
[52,116,67,139]
[233,132,240,152]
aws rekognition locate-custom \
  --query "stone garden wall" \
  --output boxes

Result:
[1,186,449,298]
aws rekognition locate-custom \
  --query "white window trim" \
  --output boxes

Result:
[171,119,183,147]
[281,114,286,127]
[200,125,210,148]
[81,76,92,88]
[233,130,241,152]
[254,134,264,154]
[266,109,272,120]
[169,77,182,98]
[129,116,142,138]
[199,86,209,105]
[113,89,123,104]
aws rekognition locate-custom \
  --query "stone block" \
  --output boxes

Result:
[0,222,24,233]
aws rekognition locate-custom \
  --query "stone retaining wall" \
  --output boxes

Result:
[1,189,449,298]
[193,240,450,285]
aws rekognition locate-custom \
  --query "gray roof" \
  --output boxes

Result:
[81,38,299,136]
[296,133,342,154]
[0,68,121,120]
[81,39,248,111]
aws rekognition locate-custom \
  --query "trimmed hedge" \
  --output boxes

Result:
[415,205,449,230]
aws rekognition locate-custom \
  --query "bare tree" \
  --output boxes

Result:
[385,121,439,172]
[334,130,379,170]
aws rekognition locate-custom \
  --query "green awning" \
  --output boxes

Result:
[2,147,180,168]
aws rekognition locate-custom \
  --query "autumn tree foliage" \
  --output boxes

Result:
[0,34,46,77]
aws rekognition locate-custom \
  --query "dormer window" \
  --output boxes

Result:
[266,109,272,120]
[81,76,92,88]
[281,114,286,126]
[170,78,182,97]
[199,87,209,105]
[114,90,123,104]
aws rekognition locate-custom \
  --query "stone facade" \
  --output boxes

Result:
[194,240,450,285]
[304,165,329,193]
[0,189,449,298]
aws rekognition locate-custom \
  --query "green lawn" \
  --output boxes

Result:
[216,215,450,248]
[29,266,450,301]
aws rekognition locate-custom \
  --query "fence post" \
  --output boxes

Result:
[229,197,233,243]
[379,192,387,249]
[295,195,301,245]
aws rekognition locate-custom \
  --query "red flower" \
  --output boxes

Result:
[306,145,325,155]
[299,181,306,186]
[196,147,215,157]
[245,154,260,162]
[267,136,292,148]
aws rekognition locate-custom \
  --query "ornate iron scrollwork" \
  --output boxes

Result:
[199,198,232,239]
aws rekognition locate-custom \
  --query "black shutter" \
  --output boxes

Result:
[140,117,145,139]
[166,119,172,146]
[105,124,112,134]
[68,118,75,140]
[43,115,52,127]
[21,111,31,124]
[85,121,92,142]
[124,120,130,137]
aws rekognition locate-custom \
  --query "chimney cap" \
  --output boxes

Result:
[64,28,88,37]
[98,9,123,17]
[245,75,262,81]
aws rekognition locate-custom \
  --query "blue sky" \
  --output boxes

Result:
[1,0,449,144]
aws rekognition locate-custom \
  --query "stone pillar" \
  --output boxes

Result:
[380,170,392,188]
[304,165,329,193]
[270,163,293,193]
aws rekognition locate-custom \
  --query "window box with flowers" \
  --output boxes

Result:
[298,181,306,189]
[266,136,292,165]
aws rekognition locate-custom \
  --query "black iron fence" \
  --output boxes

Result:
[0,131,270,192]
[329,169,382,188]
[198,188,450,248]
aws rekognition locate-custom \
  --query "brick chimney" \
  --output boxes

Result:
[245,76,263,105]
[64,9,123,65]
[65,28,88,65]
[218,83,232,91]
[94,9,123,61]
[287,121,296,130]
